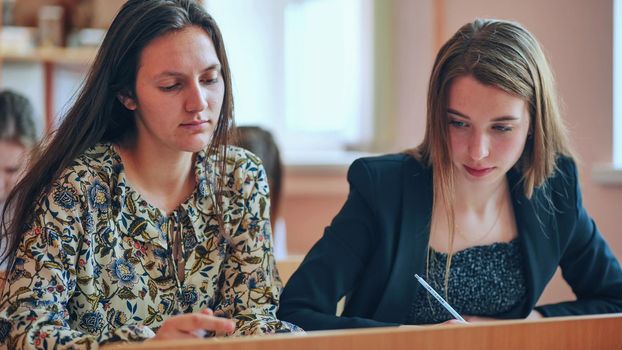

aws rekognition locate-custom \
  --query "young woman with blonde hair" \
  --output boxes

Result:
[278,18,622,329]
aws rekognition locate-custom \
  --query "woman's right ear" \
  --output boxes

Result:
[117,94,137,110]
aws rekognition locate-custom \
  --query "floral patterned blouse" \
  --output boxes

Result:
[0,143,298,350]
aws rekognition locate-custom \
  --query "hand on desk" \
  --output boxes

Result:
[525,310,544,320]
[453,309,543,323]
[97,309,235,349]
[400,310,544,328]
[149,308,236,341]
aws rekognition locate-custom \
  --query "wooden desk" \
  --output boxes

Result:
[0,47,96,65]
[109,314,622,350]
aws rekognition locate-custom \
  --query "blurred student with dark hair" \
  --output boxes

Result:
[0,90,38,274]
[236,126,287,259]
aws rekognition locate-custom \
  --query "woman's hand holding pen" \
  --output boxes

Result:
[441,309,543,324]
[463,310,542,322]
[148,308,236,341]
[526,310,543,320]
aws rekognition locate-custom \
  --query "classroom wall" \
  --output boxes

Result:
[284,0,621,305]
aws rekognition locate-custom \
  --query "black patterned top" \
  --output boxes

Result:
[408,239,526,324]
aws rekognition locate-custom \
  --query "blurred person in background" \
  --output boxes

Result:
[236,126,287,259]
[0,89,38,273]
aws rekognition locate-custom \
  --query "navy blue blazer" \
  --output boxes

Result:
[277,154,622,330]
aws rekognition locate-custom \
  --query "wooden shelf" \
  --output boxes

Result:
[0,46,98,131]
[0,46,97,65]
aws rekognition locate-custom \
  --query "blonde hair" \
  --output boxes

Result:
[409,18,574,294]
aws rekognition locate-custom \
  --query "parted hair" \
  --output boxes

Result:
[0,0,235,268]
[408,18,573,292]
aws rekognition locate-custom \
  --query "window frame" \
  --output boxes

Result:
[203,0,376,165]
[592,0,622,184]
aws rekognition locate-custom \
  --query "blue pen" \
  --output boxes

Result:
[414,274,466,322]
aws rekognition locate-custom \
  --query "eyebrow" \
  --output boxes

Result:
[447,108,521,122]
[154,64,221,79]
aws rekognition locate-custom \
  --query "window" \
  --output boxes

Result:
[592,0,622,184]
[204,0,374,156]
[614,0,622,167]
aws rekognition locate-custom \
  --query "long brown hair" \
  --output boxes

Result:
[0,0,235,268]
[409,18,573,292]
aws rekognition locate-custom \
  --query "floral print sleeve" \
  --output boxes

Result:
[0,144,299,350]
[214,152,301,335]
[0,165,154,350]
